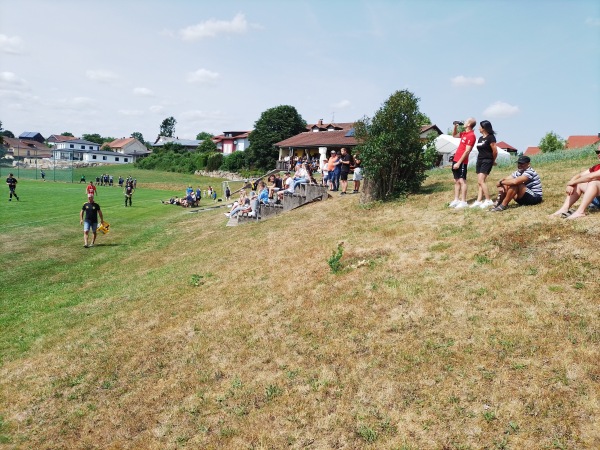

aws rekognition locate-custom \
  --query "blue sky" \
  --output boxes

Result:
[1,0,598,151]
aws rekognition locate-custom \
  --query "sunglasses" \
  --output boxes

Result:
[595,150,600,155]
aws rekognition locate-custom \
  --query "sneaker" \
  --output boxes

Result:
[480,199,495,209]
[84,244,89,248]
[454,201,468,209]
[340,192,346,195]
[489,204,507,212]
[89,243,94,248]
[448,199,459,208]
[470,201,482,208]
[224,213,230,217]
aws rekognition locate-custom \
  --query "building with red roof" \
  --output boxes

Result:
[566,135,600,149]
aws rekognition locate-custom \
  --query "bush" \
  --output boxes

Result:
[206,152,224,172]
[220,151,248,172]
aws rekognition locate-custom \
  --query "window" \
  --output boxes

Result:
[102,156,107,161]
[70,144,74,149]
[89,146,93,150]
[81,145,85,149]
[92,155,97,160]
[124,158,129,162]
[115,157,120,161]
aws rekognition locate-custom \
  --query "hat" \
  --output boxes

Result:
[331,150,336,154]
[517,155,530,164]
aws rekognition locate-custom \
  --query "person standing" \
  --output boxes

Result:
[339,147,352,195]
[327,151,341,191]
[86,181,97,200]
[40,170,46,181]
[124,181,134,207]
[352,154,362,193]
[80,196,104,248]
[470,120,498,208]
[6,173,19,201]
[449,118,477,209]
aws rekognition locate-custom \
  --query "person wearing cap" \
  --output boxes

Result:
[80,195,104,248]
[6,172,19,201]
[489,155,543,212]
[449,118,477,209]
[549,147,600,219]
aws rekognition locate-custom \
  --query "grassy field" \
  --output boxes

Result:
[0,153,599,449]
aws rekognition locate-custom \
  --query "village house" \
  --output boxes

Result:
[152,136,202,151]
[212,131,251,154]
[105,137,151,158]
[2,136,53,160]
[52,138,137,164]
[47,134,80,146]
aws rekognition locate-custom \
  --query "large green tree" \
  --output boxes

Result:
[61,132,75,137]
[247,105,306,170]
[197,138,217,153]
[159,116,177,137]
[538,131,565,153]
[131,131,145,144]
[82,133,104,145]
[354,89,434,202]
[196,131,214,141]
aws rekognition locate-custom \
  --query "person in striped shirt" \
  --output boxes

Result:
[489,155,543,212]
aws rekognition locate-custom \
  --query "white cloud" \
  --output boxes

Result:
[55,96,96,111]
[133,87,154,97]
[118,109,145,116]
[0,71,27,87]
[0,34,23,54]
[179,13,249,40]
[186,68,219,84]
[149,105,164,114]
[451,75,485,87]
[585,17,600,27]
[331,99,351,109]
[86,69,119,83]
[483,101,520,119]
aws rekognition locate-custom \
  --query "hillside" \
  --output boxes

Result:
[0,153,599,449]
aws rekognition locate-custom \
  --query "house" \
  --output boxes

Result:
[275,120,444,170]
[212,131,251,154]
[152,136,202,151]
[566,134,600,149]
[496,141,518,154]
[47,134,79,146]
[18,131,45,144]
[105,137,150,158]
[2,136,53,159]
[524,146,541,156]
[52,139,137,164]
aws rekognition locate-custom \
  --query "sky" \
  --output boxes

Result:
[0,0,599,152]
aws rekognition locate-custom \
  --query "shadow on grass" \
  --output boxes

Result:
[419,182,447,194]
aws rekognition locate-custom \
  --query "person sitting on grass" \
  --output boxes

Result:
[550,148,600,219]
[490,155,543,212]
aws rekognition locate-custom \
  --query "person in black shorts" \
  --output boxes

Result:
[6,173,19,201]
[339,147,352,195]
[471,120,498,209]
[490,156,543,212]
[124,181,134,206]
[80,196,104,247]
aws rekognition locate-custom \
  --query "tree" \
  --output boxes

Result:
[538,131,565,153]
[82,133,104,145]
[1,129,15,138]
[247,105,307,170]
[196,131,214,141]
[197,138,217,153]
[61,132,75,137]
[159,116,177,137]
[354,89,434,202]
[131,131,145,144]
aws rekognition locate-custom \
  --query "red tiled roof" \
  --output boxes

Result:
[496,141,517,151]
[48,134,79,142]
[108,137,136,148]
[307,122,354,132]
[277,130,356,148]
[2,137,53,157]
[566,135,600,149]
[524,146,541,156]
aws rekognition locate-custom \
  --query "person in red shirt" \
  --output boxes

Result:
[86,181,97,200]
[449,118,477,208]
[550,148,600,219]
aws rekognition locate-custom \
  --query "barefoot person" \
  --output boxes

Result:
[490,155,543,212]
[80,195,104,248]
[550,148,600,219]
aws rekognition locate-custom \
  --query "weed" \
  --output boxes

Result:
[474,254,492,265]
[327,242,345,273]
[190,274,203,287]
[483,410,497,422]
[356,425,378,443]
[265,384,282,401]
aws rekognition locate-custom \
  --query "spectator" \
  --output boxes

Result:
[550,148,600,219]
[339,147,352,195]
[470,120,498,208]
[449,118,477,209]
[352,154,362,194]
[489,155,543,212]
[327,151,341,191]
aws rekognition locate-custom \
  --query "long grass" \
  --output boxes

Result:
[0,154,599,449]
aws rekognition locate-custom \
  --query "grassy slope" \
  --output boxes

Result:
[0,157,598,449]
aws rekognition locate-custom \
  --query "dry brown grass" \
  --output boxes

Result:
[1,162,599,449]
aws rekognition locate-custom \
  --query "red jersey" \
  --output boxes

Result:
[86,185,97,196]
[589,163,600,173]
[454,130,476,164]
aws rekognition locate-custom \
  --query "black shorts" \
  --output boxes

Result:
[452,163,468,180]
[340,172,349,181]
[516,192,543,206]
[476,159,494,175]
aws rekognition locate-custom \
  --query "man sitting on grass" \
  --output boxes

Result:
[490,155,543,212]
[550,147,600,220]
